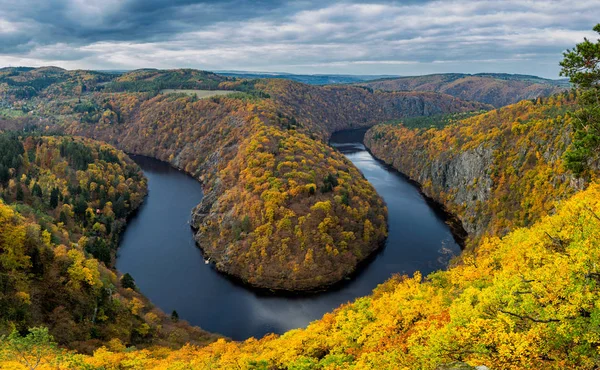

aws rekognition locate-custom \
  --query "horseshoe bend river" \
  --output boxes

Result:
[116,129,462,340]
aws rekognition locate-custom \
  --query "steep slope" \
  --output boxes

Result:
[5,180,600,369]
[58,93,388,291]
[3,69,484,291]
[260,79,490,138]
[365,93,589,245]
[358,73,567,108]
[0,134,215,352]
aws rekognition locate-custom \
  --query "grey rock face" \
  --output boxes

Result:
[364,113,585,244]
[426,145,494,235]
[381,141,494,236]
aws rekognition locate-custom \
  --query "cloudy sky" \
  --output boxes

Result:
[0,0,598,78]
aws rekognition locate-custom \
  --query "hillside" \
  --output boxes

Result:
[103,69,233,93]
[216,71,398,85]
[4,163,600,368]
[259,79,490,138]
[0,67,485,291]
[364,93,590,245]
[51,93,390,291]
[0,134,216,352]
[357,73,567,108]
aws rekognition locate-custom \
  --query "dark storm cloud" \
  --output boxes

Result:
[0,0,598,77]
[1,0,285,48]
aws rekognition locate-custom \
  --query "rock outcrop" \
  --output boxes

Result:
[364,95,585,244]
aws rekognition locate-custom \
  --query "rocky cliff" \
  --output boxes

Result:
[364,94,586,244]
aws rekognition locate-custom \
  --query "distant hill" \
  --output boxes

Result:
[215,71,398,85]
[357,73,569,107]
[0,67,258,99]
[257,79,490,137]
[103,69,233,92]
[0,66,485,293]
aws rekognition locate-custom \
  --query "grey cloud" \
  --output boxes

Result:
[0,0,598,77]
[0,0,297,50]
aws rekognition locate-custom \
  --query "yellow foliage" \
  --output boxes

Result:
[28,183,598,369]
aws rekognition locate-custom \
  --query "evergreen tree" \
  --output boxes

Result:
[49,187,59,208]
[560,23,600,176]
[59,210,68,224]
[16,183,24,201]
[32,183,42,198]
[121,273,136,290]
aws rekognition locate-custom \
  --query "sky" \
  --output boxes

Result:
[0,0,598,78]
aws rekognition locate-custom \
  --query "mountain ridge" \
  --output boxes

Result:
[357,72,568,108]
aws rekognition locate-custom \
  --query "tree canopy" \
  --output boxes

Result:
[560,23,600,176]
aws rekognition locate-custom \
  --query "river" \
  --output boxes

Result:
[116,129,461,340]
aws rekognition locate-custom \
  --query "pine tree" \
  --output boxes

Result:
[16,183,24,201]
[560,23,600,176]
[50,187,60,208]
[121,273,136,290]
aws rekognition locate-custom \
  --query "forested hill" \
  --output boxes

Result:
[356,73,568,108]
[0,134,216,352]
[215,71,397,85]
[0,67,235,100]
[365,92,594,247]
[0,67,486,291]
[4,102,600,368]
[259,78,489,137]
[60,94,390,291]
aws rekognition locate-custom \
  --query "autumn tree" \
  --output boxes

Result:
[560,23,600,176]
[0,327,60,370]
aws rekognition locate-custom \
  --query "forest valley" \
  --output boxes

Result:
[0,24,599,370]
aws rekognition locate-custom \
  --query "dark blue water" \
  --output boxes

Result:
[116,130,461,340]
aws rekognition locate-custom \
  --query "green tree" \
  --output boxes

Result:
[0,327,60,370]
[121,273,136,290]
[321,173,339,193]
[59,210,68,224]
[171,310,179,322]
[560,23,600,176]
[32,183,42,198]
[49,187,59,208]
[16,183,24,201]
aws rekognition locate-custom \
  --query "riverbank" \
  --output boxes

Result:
[116,132,462,340]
